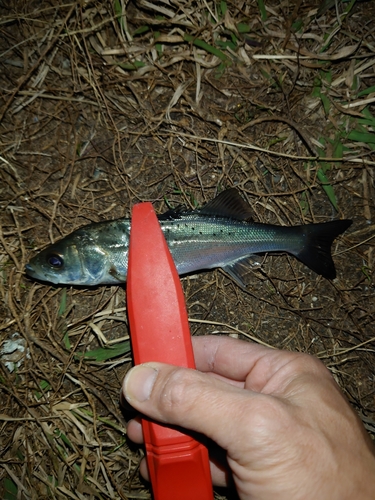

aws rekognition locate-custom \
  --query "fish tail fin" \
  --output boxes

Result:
[295,220,352,279]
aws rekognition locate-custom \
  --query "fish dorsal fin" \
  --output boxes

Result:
[198,188,253,221]
[158,205,186,220]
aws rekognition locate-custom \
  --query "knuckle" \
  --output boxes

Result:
[297,353,330,376]
[283,351,330,378]
[239,398,290,445]
[157,368,201,414]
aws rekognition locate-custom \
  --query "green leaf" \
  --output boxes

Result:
[268,136,287,147]
[257,0,267,21]
[63,331,71,350]
[351,74,360,92]
[117,60,146,70]
[332,139,344,159]
[220,0,227,16]
[54,429,75,450]
[34,379,52,400]
[214,61,227,79]
[237,23,251,34]
[356,107,375,128]
[151,31,163,57]
[184,34,230,63]
[292,19,303,32]
[133,25,150,36]
[320,93,330,116]
[3,478,17,500]
[317,168,338,211]
[75,340,131,361]
[114,0,125,30]
[113,0,121,17]
[40,379,51,391]
[312,87,321,98]
[58,289,67,317]
[357,85,375,97]
[320,69,332,84]
[300,190,309,215]
[357,118,375,127]
[216,39,237,51]
[361,266,372,282]
[155,43,162,57]
[347,130,375,145]
[319,0,356,53]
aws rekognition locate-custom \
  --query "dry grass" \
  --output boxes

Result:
[1,0,375,498]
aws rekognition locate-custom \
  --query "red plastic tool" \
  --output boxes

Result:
[127,202,213,500]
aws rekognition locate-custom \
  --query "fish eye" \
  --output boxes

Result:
[47,253,64,268]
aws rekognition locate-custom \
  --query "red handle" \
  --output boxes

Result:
[127,202,213,500]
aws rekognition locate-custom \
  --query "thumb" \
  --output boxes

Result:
[122,362,260,452]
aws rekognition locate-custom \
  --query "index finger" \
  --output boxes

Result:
[192,335,314,391]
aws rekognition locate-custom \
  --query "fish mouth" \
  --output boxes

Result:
[25,263,35,277]
[25,263,60,284]
[25,263,51,282]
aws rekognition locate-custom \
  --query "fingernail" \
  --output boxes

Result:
[123,365,158,403]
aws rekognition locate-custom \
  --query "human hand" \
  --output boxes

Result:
[122,336,375,500]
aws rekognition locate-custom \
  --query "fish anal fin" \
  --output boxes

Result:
[222,255,260,287]
[199,188,254,221]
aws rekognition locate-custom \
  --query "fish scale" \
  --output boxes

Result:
[161,215,294,276]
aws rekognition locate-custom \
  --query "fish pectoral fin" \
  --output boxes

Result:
[222,255,260,288]
[109,266,127,282]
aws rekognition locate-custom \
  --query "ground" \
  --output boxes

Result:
[0,0,374,498]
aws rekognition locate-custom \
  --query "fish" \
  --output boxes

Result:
[25,188,352,287]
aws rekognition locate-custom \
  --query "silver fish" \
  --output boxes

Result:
[25,189,352,287]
